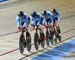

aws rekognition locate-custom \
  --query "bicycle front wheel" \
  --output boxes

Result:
[26,32,31,52]
[34,33,39,50]
[46,31,50,46]
[19,34,25,54]
[40,32,45,48]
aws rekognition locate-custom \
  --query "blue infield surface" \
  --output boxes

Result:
[32,38,75,60]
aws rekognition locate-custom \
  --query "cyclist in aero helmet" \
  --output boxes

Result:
[42,10,54,44]
[52,8,61,33]
[51,8,62,43]
[16,11,29,32]
[31,11,41,27]
[42,10,53,32]
[42,10,53,27]
[16,11,32,52]
[31,11,46,41]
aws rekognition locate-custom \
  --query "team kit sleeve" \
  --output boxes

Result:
[16,16,20,27]
[57,12,61,23]
[30,16,34,25]
[43,17,46,25]
[50,16,53,26]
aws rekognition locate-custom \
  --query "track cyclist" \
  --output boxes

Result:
[16,11,31,48]
[16,11,30,32]
[51,8,61,43]
[51,9,61,33]
[31,11,45,45]
[42,10,54,45]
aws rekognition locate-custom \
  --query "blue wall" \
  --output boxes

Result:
[0,0,8,2]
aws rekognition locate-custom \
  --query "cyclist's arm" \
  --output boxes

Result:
[30,17,35,26]
[50,16,53,26]
[57,12,61,23]
[42,17,46,26]
[37,19,41,26]
[16,16,20,27]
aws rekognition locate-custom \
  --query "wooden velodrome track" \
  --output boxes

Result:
[0,0,75,60]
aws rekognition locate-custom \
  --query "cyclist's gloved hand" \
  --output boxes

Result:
[18,27,20,29]
[23,27,26,30]
[18,27,21,32]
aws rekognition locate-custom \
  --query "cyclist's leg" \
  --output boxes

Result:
[49,24,54,45]
[23,23,28,46]
[38,25,45,48]
[56,22,61,33]
[55,21,61,42]
[39,25,45,41]
[53,21,58,44]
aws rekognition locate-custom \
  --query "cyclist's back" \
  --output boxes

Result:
[16,11,29,30]
[42,10,53,26]
[31,12,41,26]
[51,9,61,33]
[51,9,61,23]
